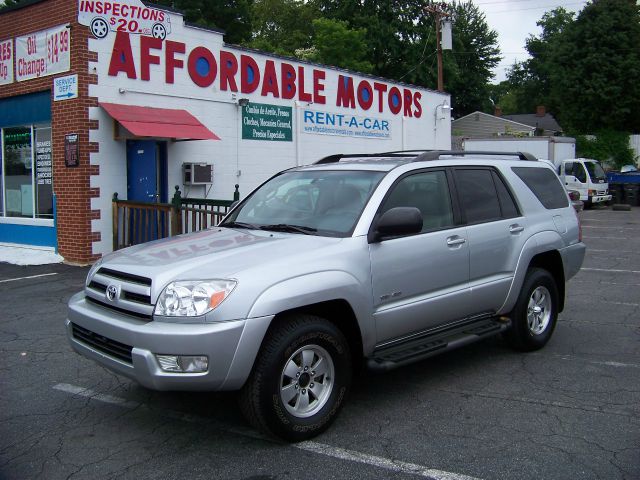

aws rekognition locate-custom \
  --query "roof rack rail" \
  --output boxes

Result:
[314,152,418,164]
[414,150,538,162]
[314,150,538,165]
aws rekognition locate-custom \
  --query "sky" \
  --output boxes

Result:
[473,0,590,83]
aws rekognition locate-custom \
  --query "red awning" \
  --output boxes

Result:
[100,102,220,141]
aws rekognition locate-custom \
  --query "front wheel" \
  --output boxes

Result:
[505,268,559,352]
[239,314,352,441]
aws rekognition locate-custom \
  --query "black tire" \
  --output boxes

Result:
[239,313,352,442]
[505,268,559,352]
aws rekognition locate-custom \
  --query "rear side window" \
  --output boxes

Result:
[512,167,569,209]
[455,169,502,224]
[492,171,520,218]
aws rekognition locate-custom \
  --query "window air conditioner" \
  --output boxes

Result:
[183,163,214,185]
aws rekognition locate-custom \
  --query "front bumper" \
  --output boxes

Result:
[66,292,271,391]
[589,194,612,204]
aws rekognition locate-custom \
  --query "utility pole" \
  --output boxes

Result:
[424,2,452,92]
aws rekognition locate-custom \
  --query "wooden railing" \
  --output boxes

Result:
[112,185,239,250]
[179,197,235,235]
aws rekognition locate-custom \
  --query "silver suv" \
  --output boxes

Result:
[67,151,585,441]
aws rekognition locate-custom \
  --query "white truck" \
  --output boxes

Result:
[463,137,611,208]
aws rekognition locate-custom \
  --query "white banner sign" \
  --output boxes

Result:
[302,109,392,140]
[0,38,14,85]
[78,0,171,40]
[16,24,70,82]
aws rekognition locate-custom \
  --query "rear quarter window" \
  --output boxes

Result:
[512,167,569,209]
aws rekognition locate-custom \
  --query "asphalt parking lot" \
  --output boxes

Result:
[1,205,639,480]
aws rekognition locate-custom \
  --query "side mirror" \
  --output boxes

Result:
[370,207,423,242]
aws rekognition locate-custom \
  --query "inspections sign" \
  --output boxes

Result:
[242,103,292,142]
[302,109,391,140]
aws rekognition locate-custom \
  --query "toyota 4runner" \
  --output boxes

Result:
[67,150,586,441]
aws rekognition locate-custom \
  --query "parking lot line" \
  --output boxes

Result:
[52,383,482,480]
[438,389,635,418]
[582,225,639,230]
[0,272,58,284]
[581,236,633,240]
[603,301,640,307]
[581,267,640,274]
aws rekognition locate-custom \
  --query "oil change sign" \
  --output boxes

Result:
[302,109,392,140]
[15,24,70,82]
[242,103,293,142]
[0,38,14,85]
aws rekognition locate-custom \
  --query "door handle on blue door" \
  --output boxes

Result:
[446,236,466,247]
[509,224,524,234]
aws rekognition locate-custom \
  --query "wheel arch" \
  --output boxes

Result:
[529,250,565,312]
[500,231,567,315]
[273,300,364,372]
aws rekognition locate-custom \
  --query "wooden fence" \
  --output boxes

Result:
[112,185,239,250]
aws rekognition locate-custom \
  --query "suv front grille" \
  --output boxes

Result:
[85,268,154,320]
[71,323,133,364]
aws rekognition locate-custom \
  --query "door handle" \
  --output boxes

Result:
[446,236,466,247]
[509,224,524,234]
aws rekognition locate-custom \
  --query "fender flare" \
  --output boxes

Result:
[221,270,373,390]
[498,230,564,314]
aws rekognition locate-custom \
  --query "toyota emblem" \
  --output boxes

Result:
[106,284,120,302]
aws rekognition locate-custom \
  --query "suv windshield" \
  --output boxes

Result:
[222,170,385,237]
[585,161,606,182]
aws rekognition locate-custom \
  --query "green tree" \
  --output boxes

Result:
[504,8,575,113]
[154,0,254,44]
[248,0,316,56]
[298,18,373,73]
[0,0,27,8]
[551,0,640,132]
[576,131,636,169]
[313,0,501,116]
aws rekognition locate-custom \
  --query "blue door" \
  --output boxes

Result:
[126,140,168,243]
[127,140,159,202]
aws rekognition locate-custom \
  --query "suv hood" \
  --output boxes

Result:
[102,227,342,282]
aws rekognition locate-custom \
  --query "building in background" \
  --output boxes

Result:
[0,0,451,264]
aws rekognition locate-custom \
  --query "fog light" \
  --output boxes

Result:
[156,355,209,373]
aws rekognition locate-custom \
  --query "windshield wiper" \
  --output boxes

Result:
[222,221,260,230]
[260,224,318,235]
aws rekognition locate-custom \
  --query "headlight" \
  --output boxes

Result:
[86,257,104,286]
[154,280,237,317]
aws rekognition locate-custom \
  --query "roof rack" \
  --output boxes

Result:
[314,152,418,164]
[314,150,538,165]
[414,150,538,162]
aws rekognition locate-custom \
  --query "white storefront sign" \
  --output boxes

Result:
[302,109,392,140]
[53,73,78,101]
[15,24,70,82]
[0,38,14,85]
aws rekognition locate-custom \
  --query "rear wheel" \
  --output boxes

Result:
[239,313,351,441]
[505,268,559,351]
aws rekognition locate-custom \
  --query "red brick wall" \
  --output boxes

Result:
[0,0,99,264]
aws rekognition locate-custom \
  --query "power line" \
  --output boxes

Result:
[482,1,587,14]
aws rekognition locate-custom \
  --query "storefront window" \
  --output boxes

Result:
[35,126,53,218]
[1,124,53,219]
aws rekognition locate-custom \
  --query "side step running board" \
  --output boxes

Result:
[368,317,510,371]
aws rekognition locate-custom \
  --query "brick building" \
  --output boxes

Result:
[0,0,451,264]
